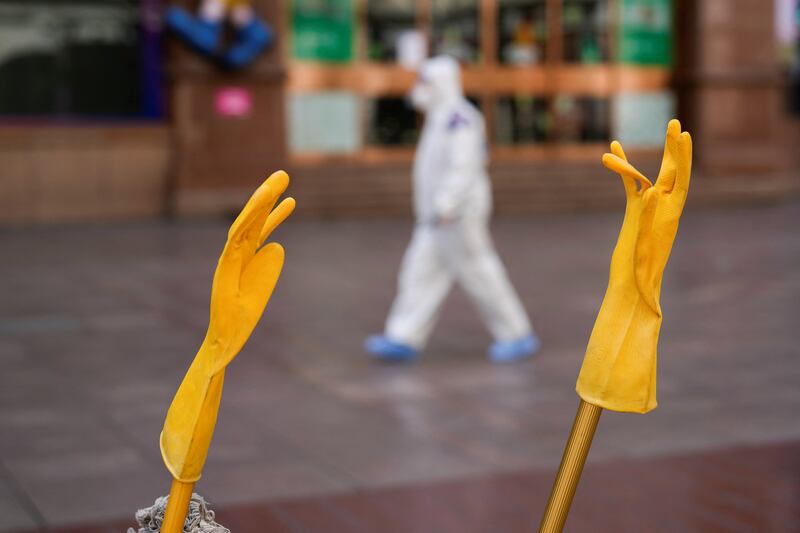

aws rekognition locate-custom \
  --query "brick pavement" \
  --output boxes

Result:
[0,199,798,531]
[16,440,800,532]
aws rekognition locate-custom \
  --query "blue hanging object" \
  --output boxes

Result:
[165,6,222,56]
[164,3,274,69]
[224,18,273,68]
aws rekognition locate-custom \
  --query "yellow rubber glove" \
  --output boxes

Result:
[576,120,692,414]
[160,171,295,482]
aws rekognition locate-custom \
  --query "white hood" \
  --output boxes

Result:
[409,56,491,222]
[409,55,464,113]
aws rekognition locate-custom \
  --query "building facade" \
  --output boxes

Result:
[0,0,797,223]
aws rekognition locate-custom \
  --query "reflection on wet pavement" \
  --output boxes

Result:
[1,201,799,530]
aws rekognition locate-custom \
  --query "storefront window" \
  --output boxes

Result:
[284,0,674,156]
[466,96,482,110]
[612,91,674,147]
[366,0,416,62]
[617,0,672,65]
[779,0,800,115]
[431,0,480,62]
[551,95,610,142]
[495,96,550,143]
[365,96,481,147]
[289,92,360,153]
[0,1,153,118]
[292,0,354,62]
[498,0,547,65]
[562,0,611,63]
[365,97,418,146]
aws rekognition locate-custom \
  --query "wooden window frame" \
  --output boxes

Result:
[287,0,672,165]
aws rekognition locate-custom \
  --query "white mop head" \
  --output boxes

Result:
[128,493,230,533]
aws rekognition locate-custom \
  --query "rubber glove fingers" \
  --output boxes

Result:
[602,151,652,196]
[654,119,681,193]
[674,131,692,197]
[260,197,296,247]
[228,170,289,244]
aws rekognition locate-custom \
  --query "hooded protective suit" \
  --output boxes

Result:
[378,56,534,357]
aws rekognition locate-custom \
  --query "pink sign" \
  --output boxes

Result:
[214,87,253,118]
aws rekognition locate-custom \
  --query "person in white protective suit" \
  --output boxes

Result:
[365,55,539,363]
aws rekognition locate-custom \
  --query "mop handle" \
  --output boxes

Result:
[539,400,603,533]
[161,479,195,533]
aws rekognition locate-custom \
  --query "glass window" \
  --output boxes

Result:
[612,91,674,147]
[466,95,482,110]
[289,92,361,153]
[365,96,481,147]
[562,0,611,63]
[0,1,153,118]
[777,0,799,113]
[498,0,547,65]
[495,96,550,144]
[365,97,418,146]
[431,0,480,63]
[617,0,671,65]
[366,0,416,62]
[291,0,354,62]
[551,95,610,142]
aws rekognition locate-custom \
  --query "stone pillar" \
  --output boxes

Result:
[675,0,791,176]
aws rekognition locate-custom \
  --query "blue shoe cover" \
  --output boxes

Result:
[165,7,221,55]
[224,18,274,68]
[489,334,540,363]
[365,335,418,362]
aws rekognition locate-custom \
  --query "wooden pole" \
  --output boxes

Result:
[161,479,195,533]
[539,400,603,533]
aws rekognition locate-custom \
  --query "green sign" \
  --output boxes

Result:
[292,0,353,62]
[618,0,672,65]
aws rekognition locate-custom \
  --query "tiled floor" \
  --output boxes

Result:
[1,199,799,531]
[20,440,800,533]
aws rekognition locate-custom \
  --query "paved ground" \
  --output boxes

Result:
[0,199,798,531]
[27,441,800,533]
